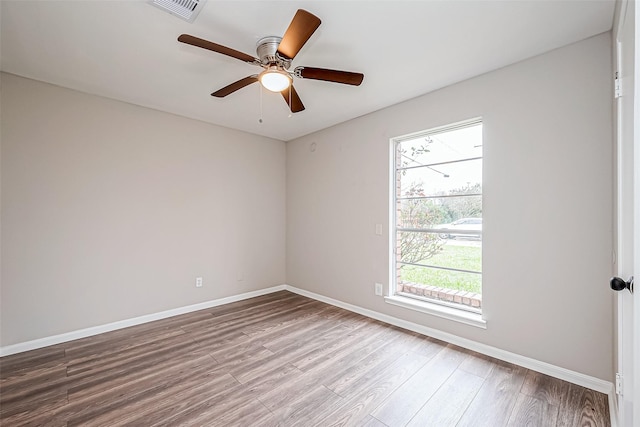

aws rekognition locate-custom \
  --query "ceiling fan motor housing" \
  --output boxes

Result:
[257,36,291,69]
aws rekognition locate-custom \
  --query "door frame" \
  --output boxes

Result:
[613,1,638,426]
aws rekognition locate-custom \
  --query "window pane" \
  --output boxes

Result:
[399,264,481,294]
[398,123,482,167]
[393,119,482,313]
[398,232,481,273]
[398,158,482,197]
[397,195,482,229]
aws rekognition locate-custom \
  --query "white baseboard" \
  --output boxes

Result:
[0,285,286,357]
[0,282,616,425]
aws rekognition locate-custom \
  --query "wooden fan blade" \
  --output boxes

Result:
[178,34,258,64]
[297,67,364,86]
[276,9,321,60]
[211,76,259,97]
[281,85,305,113]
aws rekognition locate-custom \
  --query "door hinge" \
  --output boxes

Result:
[615,72,622,98]
[616,372,623,395]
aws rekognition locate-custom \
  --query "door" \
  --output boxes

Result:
[614,1,637,426]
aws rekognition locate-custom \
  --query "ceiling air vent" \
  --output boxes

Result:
[150,0,206,23]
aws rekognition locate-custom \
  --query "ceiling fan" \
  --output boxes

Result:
[178,9,364,113]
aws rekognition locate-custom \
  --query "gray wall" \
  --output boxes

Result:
[1,73,287,346]
[286,33,614,381]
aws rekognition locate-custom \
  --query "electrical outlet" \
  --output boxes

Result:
[375,224,383,235]
[375,282,383,296]
[195,277,203,288]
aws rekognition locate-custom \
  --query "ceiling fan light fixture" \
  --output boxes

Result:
[259,69,292,92]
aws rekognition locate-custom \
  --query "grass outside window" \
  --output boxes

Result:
[400,242,481,293]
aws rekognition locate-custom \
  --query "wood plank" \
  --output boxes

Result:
[317,352,431,425]
[256,323,397,412]
[520,369,570,406]
[236,362,305,397]
[172,388,275,427]
[177,292,306,334]
[270,384,344,426]
[583,388,610,427]
[507,393,559,426]
[118,373,241,426]
[66,329,195,375]
[406,368,485,427]
[12,352,217,426]
[457,350,497,379]
[208,304,337,364]
[357,415,389,427]
[67,348,215,399]
[371,344,468,426]
[72,355,216,424]
[381,327,446,357]
[259,308,348,353]
[193,294,316,333]
[455,360,528,427]
[0,346,66,379]
[290,320,390,373]
[557,383,610,427]
[66,357,223,426]
[303,327,399,390]
[324,339,407,397]
[0,365,68,418]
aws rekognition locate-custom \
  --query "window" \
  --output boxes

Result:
[390,119,483,319]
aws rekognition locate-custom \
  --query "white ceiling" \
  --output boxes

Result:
[1,1,615,141]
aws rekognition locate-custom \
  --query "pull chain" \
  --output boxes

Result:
[258,83,264,124]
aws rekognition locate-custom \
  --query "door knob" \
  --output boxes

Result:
[610,276,634,293]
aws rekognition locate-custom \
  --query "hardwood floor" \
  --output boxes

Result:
[0,291,610,426]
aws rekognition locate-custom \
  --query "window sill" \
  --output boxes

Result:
[385,295,487,329]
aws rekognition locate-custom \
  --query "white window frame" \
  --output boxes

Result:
[386,118,486,328]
